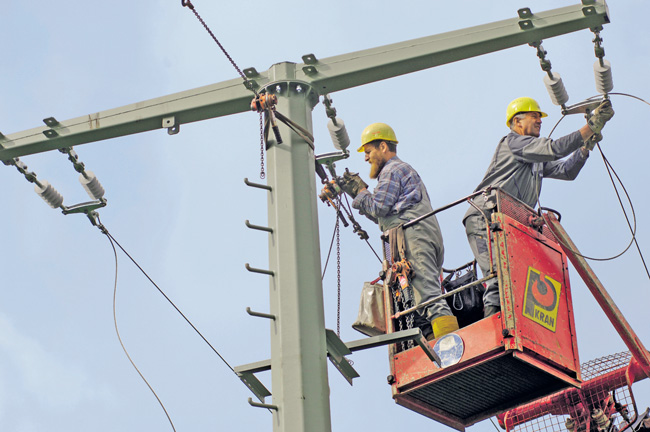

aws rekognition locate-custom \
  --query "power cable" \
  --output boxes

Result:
[341,193,382,263]
[322,211,340,280]
[95,215,236,373]
[320,197,343,335]
[104,231,177,432]
[595,142,650,278]
[537,94,650,280]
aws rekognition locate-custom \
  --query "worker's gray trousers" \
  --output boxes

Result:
[401,219,452,322]
[380,195,452,323]
[464,214,500,309]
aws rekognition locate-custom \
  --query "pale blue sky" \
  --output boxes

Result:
[2,1,649,431]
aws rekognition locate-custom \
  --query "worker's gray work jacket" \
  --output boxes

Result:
[464,130,588,222]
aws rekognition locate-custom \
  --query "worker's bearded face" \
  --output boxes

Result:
[364,143,386,179]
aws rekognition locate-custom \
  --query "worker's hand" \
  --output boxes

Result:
[583,132,603,152]
[340,171,368,199]
[587,99,614,134]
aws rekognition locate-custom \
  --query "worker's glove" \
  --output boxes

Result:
[583,132,603,152]
[587,99,614,134]
[340,171,368,199]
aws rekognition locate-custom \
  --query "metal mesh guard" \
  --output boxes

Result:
[496,190,554,239]
[507,351,636,432]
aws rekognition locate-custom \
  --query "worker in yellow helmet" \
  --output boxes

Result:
[340,122,458,340]
[463,97,614,318]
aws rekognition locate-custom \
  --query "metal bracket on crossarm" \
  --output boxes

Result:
[234,327,440,404]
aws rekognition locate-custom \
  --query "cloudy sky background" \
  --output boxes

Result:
[1,1,649,431]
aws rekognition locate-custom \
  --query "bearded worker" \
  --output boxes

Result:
[341,122,458,340]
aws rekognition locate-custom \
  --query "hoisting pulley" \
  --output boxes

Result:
[251,93,315,149]
[251,93,283,144]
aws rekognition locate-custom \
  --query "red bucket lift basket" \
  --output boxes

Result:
[386,191,582,430]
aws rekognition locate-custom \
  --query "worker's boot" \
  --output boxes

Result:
[428,315,459,341]
[484,305,501,318]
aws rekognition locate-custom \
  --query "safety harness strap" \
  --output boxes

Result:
[388,225,407,264]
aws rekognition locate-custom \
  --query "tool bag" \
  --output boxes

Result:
[352,281,386,336]
[442,261,485,328]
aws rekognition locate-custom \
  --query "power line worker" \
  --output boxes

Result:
[463,97,615,318]
[341,122,458,340]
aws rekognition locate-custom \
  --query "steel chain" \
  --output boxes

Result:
[336,215,341,337]
[404,298,415,349]
[390,279,417,351]
[392,290,407,352]
[259,113,265,179]
[180,1,266,179]
[182,1,250,87]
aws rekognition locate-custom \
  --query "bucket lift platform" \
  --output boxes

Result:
[386,191,582,430]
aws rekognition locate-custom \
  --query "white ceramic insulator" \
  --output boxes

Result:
[543,73,569,106]
[79,171,105,199]
[35,181,64,208]
[327,117,350,151]
[594,59,614,95]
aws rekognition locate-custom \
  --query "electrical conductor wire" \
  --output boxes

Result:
[341,193,382,263]
[596,142,650,278]
[104,230,177,432]
[537,93,650,279]
[322,206,341,280]
[95,216,237,373]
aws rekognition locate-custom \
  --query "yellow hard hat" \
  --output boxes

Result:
[358,122,398,152]
[506,97,548,127]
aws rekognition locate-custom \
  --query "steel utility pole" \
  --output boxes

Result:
[263,65,331,431]
[0,2,609,432]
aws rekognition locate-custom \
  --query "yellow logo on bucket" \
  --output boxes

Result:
[522,267,561,332]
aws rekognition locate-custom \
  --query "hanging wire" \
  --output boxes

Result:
[595,142,650,277]
[104,231,177,432]
[490,417,502,432]
[342,193,382,263]
[537,93,650,280]
[322,212,340,280]
[320,200,342,337]
[95,216,236,373]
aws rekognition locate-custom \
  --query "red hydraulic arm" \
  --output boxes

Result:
[544,213,650,378]
[497,213,650,431]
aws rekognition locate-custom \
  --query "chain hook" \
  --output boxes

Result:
[181,0,194,10]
